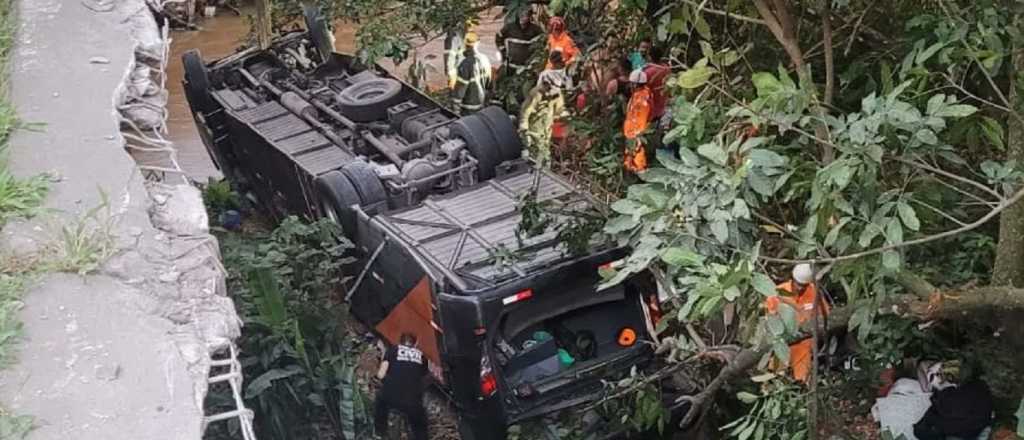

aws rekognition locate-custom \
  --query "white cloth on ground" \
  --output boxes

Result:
[872,378,932,440]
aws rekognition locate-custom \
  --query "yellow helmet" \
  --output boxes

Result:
[464,32,479,46]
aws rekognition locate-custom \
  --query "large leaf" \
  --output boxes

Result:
[737,391,759,404]
[897,202,920,231]
[752,72,783,96]
[772,339,790,364]
[882,250,901,271]
[604,215,639,234]
[885,217,904,244]
[777,302,798,334]
[677,65,717,89]
[628,184,671,209]
[766,315,785,336]
[859,224,882,248]
[710,219,729,243]
[246,366,303,398]
[660,247,705,266]
[914,129,938,146]
[980,116,1005,149]
[697,142,728,166]
[934,103,978,118]
[750,273,778,297]
[748,149,787,169]
[825,217,852,248]
[339,363,358,440]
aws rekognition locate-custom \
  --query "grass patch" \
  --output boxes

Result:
[40,193,116,275]
[0,0,47,436]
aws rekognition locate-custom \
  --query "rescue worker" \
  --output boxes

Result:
[642,45,672,148]
[374,333,429,440]
[622,69,651,172]
[496,8,544,74]
[519,52,568,168]
[765,263,831,383]
[447,32,492,90]
[629,39,653,70]
[451,33,492,114]
[546,16,579,69]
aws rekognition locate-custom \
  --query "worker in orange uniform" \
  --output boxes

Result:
[622,69,651,172]
[765,263,830,383]
[546,17,578,69]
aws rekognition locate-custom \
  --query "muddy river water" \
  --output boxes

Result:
[166,11,501,181]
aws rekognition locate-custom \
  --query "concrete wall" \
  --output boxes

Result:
[0,0,242,438]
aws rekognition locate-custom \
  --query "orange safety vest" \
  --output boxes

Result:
[765,281,830,383]
[623,87,651,172]
[546,33,578,69]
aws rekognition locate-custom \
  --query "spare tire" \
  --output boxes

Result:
[315,170,361,234]
[477,106,523,162]
[341,161,387,212]
[182,49,214,113]
[337,78,405,122]
[450,114,502,180]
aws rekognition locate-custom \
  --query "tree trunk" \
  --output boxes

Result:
[254,0,273,50]
[993,47,1024,287]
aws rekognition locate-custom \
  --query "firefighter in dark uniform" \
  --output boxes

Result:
[451,33,491,114]
[374,333,429,440]
[496,8,544,74]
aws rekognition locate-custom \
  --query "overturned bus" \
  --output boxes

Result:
[181,9,687,439]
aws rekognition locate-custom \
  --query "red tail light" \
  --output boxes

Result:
[480,354,497,396]
[647,294,663,326]
[501,289,533,306]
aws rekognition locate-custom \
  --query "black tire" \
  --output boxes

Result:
[315,171,361,234]
[302,3,333,63]
[477,106,523,162]
[450,114,502,180]
[341,161,387,211]
[182,49,214,113]
[336,78,405,122]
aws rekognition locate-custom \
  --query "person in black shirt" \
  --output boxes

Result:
[374,333,429,440]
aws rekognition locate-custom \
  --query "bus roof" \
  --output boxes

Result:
[372,168,607,292]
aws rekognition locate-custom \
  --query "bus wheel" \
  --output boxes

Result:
[341,161,387,213]
[450,114,502,180]
[315,170,361,234]
[477,106,523,162]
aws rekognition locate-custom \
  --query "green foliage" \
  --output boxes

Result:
[516,186,608,257]
[854,315,934,369]
[208,217,370,440]
[0,171,47,226]
[722,375,807,440]
[201,178,240,219]
[42,192,116,275]
[0,274,29,369]
[0,407,32,440]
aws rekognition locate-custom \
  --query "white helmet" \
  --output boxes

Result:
[628,69,648,84]
[792,264,814,284]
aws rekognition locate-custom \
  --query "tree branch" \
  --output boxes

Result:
[759,184,1024,265]
[895,157,1005,200]
[678,0,767,25]
[909,197,969,227]
[821,0,835,108]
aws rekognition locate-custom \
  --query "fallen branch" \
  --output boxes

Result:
[674,280,1024,427]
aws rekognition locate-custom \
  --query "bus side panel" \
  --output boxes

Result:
[348,217,443,378]
[373,276,442,378]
